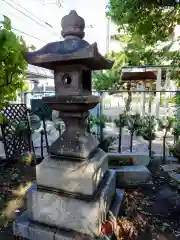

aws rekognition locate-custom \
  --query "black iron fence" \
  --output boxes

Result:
[20,90,180,161]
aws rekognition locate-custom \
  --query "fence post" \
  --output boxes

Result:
[99,91,104,142]
[24,92,28,106]
[141,82,146,116]
[156,68,162,118]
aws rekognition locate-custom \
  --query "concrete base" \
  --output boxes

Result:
[27,170,116,237]
[108,152,150,166]
[13,188,125,240]
[36,148,108,196]
[111,165,151,187]
[169,172,180,188]
[161,164,180,173]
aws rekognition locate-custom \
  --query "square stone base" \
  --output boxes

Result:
[27,170,116,237]
[13,211,93,240]
[13,188,125,240]
[36,148,108,196]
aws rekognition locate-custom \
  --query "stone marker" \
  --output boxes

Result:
[13,10,123,240]
[111,165,152,187]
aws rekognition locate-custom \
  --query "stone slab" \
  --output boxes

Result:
[13,211,93,240]
[161,164,180,173]
[27,170,116,237]
[108,152,150,166]
[111,166,151,187]
[169,172,180,188]
[36,148,108,196]
[119,180,154,188]
[13,211,30,239]
[108,189,124,219]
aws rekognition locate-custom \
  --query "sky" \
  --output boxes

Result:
[0,0,179,55]
[0,0,109,55]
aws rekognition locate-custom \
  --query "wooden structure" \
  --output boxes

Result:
[120,65,175,117]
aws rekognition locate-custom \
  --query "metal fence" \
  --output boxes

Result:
[22,90,180,158]
[24,90,178,117]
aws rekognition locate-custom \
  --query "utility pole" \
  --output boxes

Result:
[106,17,110,54]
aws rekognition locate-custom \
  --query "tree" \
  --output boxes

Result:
[92,69,121,91]
[139,115,157,158]
[158,116,174,162]
[107,0,180,82]
[114,112,128,152]
[127,113,142,152]
[107,0,180,45]
[0,16,29,121]
[93,32,166,92]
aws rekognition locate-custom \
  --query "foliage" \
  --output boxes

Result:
[86,114,107,136]
[138,115,157,157]
[127,113,142,136]
[172,125,180,143]
[86,115,95,133]
[107,0,180,45]
[127,113,142,152]
[99,136,115,152]
[106,0,180,98]
[158,116,175,134]
[169,142,180,162]
[7,120,30,136]
[114,112,127,128]
[29,113,41,132]
[109,156,134,166]
[93,114,107,128]
[92,69,121,91]
[158,116,174,161]
[93,34,166,91]
[114,112,128,152]
[0,16,30,122]
[139,115,157,141]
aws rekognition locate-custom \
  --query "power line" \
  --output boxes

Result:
[0,14,48,43]
[3,0,60,38]
[12,27,48,43]
[9,0,54,28]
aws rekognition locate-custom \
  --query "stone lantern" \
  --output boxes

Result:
[13,10,122,240]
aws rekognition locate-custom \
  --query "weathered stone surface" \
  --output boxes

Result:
[108,152,150,166]
[13,211,92,240]
[108,189,124,219]
[113,166,151,187]
[161,164,180,173]
[55,230,93,240]
[28,223,55,240]
[13,211,30,239]
[27,170,116,237]
[169,172,180,187]
[36,148,108,196]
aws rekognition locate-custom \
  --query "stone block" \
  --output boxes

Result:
[27,170,116,237]
[28,223,55,240]
[13,211,30,239]
[169,172,180,187]
[55,229,93,240]
[13,211,92,240]
[36,148,108,196]
[113,166,151,187]
[161,164,180,173]
[108,152,150,166]
[108,189,124,219]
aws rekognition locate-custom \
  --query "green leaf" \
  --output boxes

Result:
[3,15,11,30]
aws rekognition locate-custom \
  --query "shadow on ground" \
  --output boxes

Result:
[116,160,180,240]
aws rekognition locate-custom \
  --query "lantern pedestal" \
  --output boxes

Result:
[13,10,124,240]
